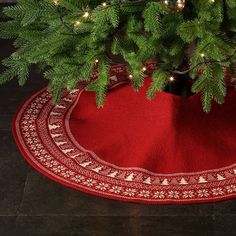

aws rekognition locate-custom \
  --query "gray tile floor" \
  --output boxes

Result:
[0,38,236,235]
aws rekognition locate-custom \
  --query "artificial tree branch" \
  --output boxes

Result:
[171,50,236,75]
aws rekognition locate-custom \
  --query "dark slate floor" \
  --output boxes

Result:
[0,31,236,236]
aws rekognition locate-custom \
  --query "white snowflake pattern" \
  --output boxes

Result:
[25,108,37,114]
[25,138,36,145]
[71,175,85,183]
[30,143,43,151]
[83,178,97,187]
[96,183,109,191]
[22,124,35,132]
[225,185,236,193]
[45,160,58,168]
[52,165,66,173]
[23,131,37,138]
[37,149,47,155]
[23,114,31,120]
[61,170,75,178]
[45,162,53,168]
[124,188,136,197]
[22,120,34,125]
[109,186,122,194]
[138,190,150,198]
[212,187,224,196]
[182,190,195,199]
[153,191,165,199]
[197,189,209,198]
[32,150,41,156]
[23,132,31,138]
[168,191,179,199]
[35,97,48,104]
[37,155,50,162]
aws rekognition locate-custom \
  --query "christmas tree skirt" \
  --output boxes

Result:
[13,79,236,204]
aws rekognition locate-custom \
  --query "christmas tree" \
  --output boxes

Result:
[0,0,236,112]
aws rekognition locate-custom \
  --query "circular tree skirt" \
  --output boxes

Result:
[13,79,236,204]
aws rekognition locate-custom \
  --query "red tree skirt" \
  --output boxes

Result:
[13,79,236,204]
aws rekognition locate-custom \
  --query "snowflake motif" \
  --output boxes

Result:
[29,103,38,109]
[212,187,224,196]
[30,143,43,151]
[37,155,50,162]
[109,186,122,194]
[23,114,38,120]
[45,162,54,168]
[25,139,34,145]
[182,190,195,199]
[124,188,136,197]
[36,104,43,109]
[168,191,179,199]
[35,97,48,103]
[23,114,37,120]
[61,170,75,178]
[52,165,66,173]
[96,183,109,191]
[40,98,48,103]
[22,125,35,132]
[23,114,31,120]
[153,191,165,199]
[37,153,50,159]
[22,121,34,127]
[45,160,58,168]
[197,189,209,198]
[83,178,97,187]
[32,150,44,156]
[26,108,37,114]
[31,132,38,137]
[23,132,31,138]
[71,175,85,183]
[23,131,37,138]
[37,149,47,155]
[138,190,150,198]
[225,185,236,193]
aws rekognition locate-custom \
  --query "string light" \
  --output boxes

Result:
[177,0,185,10]
[163,0,185,12]
[142,67,147,72]
[129,74,133,79]
[102,2,107,7]
[201,53,205,58]
[83,12,90,18]
[169,76,175,82]
[53,0,59,5]
[95,59,99,63]
[74,20,81,26]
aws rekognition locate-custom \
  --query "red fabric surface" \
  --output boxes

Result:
[70,78,236,174]
[12,74,236,204]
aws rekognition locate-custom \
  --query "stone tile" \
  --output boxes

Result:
[19,170,213,217]
[0,151,29,215]
[0,216,17,236]
[14,216,213,236]
[0,115,12,131]
[131,202,214,217]
[0,130,17,152]
[213,200,236,216]
[213,216,236,235]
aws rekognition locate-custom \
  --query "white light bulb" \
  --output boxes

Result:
[83,12,89,18]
